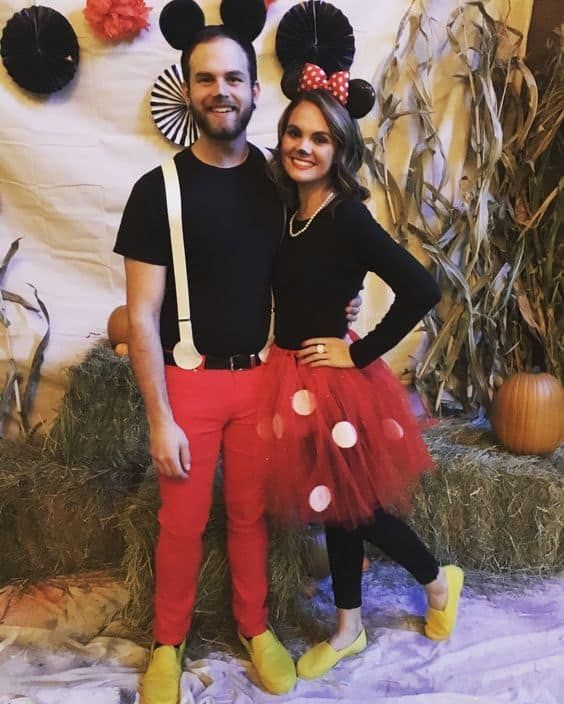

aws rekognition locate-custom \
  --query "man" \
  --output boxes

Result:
[115,26,358,703]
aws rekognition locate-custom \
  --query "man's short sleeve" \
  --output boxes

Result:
[113,168,170,266]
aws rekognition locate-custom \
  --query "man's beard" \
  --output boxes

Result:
[191,101,255,141]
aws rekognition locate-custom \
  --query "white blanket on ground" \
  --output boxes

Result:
[0,564,562,703]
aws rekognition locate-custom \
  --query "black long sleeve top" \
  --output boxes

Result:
[273,198,441,368]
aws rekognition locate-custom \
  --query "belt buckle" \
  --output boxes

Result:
[229,353,257,371]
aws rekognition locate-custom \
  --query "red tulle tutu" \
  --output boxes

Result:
[255,343,434,528]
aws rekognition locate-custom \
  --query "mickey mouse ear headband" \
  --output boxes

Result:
[159,0,267,51]
[276,0,375,119]
[153,0,267,147]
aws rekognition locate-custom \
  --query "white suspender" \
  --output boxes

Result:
[161,158,203,370]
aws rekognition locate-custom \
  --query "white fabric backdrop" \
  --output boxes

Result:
[0,0,532,433]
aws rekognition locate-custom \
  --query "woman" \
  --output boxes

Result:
[258,89,464,679]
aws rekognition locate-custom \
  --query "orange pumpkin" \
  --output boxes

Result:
[107,305,128,346]
[491,372,563,455]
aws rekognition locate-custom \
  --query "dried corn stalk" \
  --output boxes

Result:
[0,239,49,435]
[366,1,562,412]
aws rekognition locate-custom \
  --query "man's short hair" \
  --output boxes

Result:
[181,26,258,86]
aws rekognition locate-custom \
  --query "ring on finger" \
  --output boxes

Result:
[316,343,326,354]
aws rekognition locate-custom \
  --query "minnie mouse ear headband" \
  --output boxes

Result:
[276,0,375,119]
[159,0,267,53]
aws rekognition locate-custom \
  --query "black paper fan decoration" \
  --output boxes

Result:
[1,6,79,94]
[276,0,354,76]
[151,64,199,147]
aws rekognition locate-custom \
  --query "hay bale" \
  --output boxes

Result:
[0,440,134,585]
[410,419,564,573]
[118,477,159,640]
[46,340,148,475]
[0,343,151,586]
[119,472,310,648]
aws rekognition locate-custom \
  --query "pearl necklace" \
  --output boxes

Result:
[289,192,336,237]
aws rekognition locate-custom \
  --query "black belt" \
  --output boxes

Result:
[163,350,261,370]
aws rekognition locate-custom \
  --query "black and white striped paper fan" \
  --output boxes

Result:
[150,63,199,147]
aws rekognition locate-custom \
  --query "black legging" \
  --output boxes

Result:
[326,509,439,609]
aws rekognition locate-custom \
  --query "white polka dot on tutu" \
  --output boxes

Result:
[273,414,284,439]
[309,485,332,512]
[331,421,358,448]
[291,389,316,416]
[256,418,272,441]
[383,418,404,440]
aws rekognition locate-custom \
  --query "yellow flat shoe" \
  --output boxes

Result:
[425,565,464,640]
[239,627,296,694]
[140,641,185,704]
[297,629,367,680]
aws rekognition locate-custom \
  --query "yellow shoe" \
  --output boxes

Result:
[425,565,464,640]
[140,641,185,704]
[297,629,367,680]
[239,627,296,694]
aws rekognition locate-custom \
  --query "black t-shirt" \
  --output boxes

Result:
[273,198,441,368]
[114,145,284,355]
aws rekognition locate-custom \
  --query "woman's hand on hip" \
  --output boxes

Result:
[297,337,355,368]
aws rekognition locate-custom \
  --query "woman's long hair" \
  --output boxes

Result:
[268,90,370,212]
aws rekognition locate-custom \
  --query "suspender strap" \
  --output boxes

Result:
[161,158,203,369]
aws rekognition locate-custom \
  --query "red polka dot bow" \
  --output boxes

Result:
[298,62,349,105]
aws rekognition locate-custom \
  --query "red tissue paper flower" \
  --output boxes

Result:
[84,0,151,41]
[265,0,278,7]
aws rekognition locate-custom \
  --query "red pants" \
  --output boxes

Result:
[153,365,268,644]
